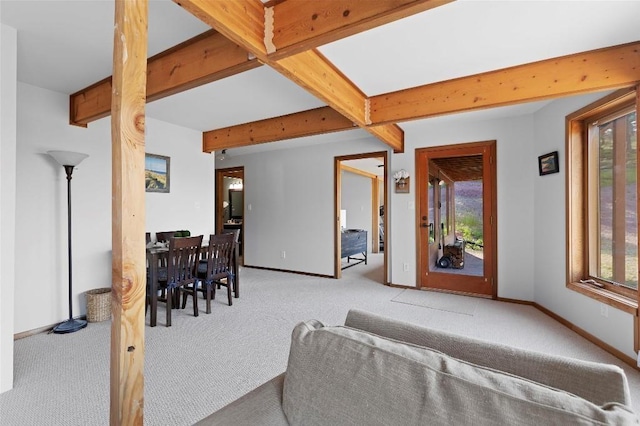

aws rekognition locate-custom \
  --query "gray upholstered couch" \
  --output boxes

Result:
[197,309,638,425]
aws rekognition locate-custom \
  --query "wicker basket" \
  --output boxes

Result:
[86,288,111,322]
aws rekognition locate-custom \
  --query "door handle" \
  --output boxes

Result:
[420,223,428,228]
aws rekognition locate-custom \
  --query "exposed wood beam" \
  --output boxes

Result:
[203,105,404,153]
[365,122,404,153]
[203,106,354,152]
[70,30,260,126]
[172,0,267,59]
[369,41,640,125]
[266,40,405,152]
[266,0,454,60]
[272,49,367,125]
[110,0,147,424]
[174,0,404,153]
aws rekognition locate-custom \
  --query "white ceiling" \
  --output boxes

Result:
[2,0,640,155]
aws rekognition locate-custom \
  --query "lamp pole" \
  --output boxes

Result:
[48,151,89,334]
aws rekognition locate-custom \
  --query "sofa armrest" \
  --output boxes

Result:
[345,309,631,406]
[195,373,288,426]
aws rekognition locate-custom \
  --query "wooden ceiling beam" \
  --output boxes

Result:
[203,106,355,152]
[175,0,406,152]
[365,122,404,153]
[171,0,268,59]
[266,0,454,60]
[369,41,640,125]
[70,30,260,126]
[272,49,367,126]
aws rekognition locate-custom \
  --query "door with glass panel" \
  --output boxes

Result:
[416,141,497,297]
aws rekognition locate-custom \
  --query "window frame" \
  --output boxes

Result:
[566,87,639,316]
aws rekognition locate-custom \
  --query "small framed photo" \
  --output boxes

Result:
[538,151,559,176]
[145,153,170,193]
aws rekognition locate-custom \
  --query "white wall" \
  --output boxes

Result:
[14,82,214,334]
[0,22,17,394]
[144,117,215,239]
[217,137,390,275]
[532,91,635,359]
[341,170,373,251]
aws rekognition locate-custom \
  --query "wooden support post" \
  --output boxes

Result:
[110,1,148,425]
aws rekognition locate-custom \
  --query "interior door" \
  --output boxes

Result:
[416,141,497,297]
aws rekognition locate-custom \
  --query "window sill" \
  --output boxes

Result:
[568,282,637,316]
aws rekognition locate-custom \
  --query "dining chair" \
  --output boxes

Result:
[222,228,240,298]
[156,235,203,326]
[197,233,235,312]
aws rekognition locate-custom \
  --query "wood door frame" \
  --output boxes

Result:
[334,152,388,281]
[415,141,498,298]
[215,166,244,252]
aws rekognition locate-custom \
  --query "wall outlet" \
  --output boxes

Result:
[403,262,409,272]
[600,305,608,318]
[281,251,286,259]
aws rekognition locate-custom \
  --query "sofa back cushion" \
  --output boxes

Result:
[282,320,637,426]
[345,309,630,406]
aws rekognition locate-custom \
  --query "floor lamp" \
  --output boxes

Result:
[48,150,89,334]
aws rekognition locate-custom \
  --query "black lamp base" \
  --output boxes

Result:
[52,318,87,334]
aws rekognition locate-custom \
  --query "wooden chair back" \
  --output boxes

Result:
[222,228,240,244]
[203,233,235,281]
[166,235,203,289]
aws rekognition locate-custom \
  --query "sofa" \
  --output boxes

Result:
[197,309,638,425]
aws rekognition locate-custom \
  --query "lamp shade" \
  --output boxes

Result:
[47,150,89,167]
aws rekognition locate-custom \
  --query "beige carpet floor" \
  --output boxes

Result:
[2,253,640,425]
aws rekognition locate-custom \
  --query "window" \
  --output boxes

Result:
[590,107,637,288]
[440,180,450,235]
[428,177,435,243]
[567,88,638,313]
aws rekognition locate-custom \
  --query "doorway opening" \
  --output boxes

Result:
[334,152,388,282]
[416,141,497,298]
[216,167,244,260]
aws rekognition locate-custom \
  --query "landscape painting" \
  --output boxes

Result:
[538,151,559,176]
[145,153,170,193]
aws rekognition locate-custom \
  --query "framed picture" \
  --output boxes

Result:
[538,151,559,176]
[145,153,170,193]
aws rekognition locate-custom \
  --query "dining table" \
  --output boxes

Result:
[146,239,240,327]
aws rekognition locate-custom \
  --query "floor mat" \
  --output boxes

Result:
[391,289,478,316]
